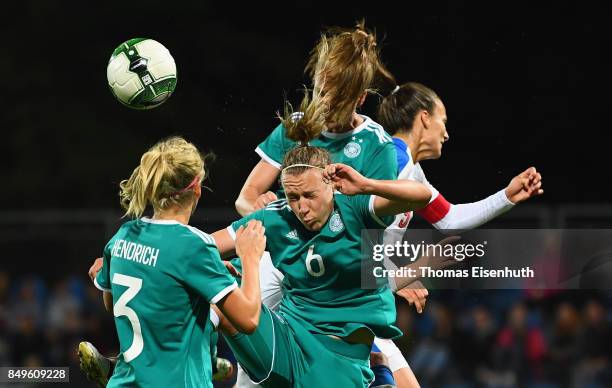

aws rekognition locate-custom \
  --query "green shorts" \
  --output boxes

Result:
[223,305,374,388]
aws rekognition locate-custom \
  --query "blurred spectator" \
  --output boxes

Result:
[8,276,46,331]
[455,305,498,382]
[572,298,612,387]
[47,278,82,331]
[0,271,10,364]
[409,303,456,385]
[492,302,547,384]
[546,302,581,385]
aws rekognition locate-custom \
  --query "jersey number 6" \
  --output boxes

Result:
[112,273,144,362]
[305,245,325,277]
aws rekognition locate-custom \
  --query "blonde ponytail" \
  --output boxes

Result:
[119,137,211,218]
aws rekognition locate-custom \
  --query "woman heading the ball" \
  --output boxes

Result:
[212,144,433,387]
[229,21,422,388]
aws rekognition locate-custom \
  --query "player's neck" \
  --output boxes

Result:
[325,112,363,133]
[394,131,420,163]
[153,207,192,225]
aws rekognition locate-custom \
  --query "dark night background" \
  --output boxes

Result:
[2,0,609,210]
[1,1,611,387]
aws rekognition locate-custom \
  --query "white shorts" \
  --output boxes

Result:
[234,253,410,387]
[373,338,409,372]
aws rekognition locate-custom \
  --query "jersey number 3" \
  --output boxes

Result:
[305,245,325,277]
[112,273,144,362]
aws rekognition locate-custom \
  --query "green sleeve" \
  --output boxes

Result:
[255,123,292,169]
[364,141,398,180]
[183,239,238,304]
[228,208,266,240]
[94,239,114,292]
[350,194,395,229]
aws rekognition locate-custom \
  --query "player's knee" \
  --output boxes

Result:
[371,352,396,388]
[370,351,390,368]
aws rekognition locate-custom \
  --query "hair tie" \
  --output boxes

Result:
[281,164,325,174]
[168,175,200,197]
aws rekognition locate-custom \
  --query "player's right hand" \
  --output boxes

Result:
[88,257,103,282]
[323,163,370,195]
[254,191,278,210]
[235,220,266,263]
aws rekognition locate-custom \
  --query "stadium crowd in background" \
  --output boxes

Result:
[1,271,609,387]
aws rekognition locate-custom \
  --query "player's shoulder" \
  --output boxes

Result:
[359,116,393,145]
[264,198,288,208]
[106,219,139,244]
[263,199,291,215]
[334,192,369,213]
[179,224,217,249]
[260,199,295,228]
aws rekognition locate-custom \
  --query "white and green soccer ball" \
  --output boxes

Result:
[107,38,177,109]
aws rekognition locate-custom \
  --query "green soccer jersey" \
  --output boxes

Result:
[256,114,397,181]
[228,194,402,340]
[95,218,237,388]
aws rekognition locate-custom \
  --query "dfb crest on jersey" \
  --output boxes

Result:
[329,212,344,233]
[343,142,361,158]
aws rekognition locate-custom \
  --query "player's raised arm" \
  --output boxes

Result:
[324,163,431,216]
[235,160,281,216]
[215,220,265,334]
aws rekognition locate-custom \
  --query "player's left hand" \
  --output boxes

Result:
[88,257,103,282]
[323,163,370,195]
[505,167,544,203]
[396,281,429,314]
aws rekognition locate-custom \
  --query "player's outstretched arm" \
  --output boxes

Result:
[235,160,280,216]
[214,220,265,334]
[422,167,543,232]
[324,163,431,216]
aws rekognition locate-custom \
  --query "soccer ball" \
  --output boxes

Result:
[107,38,177,109]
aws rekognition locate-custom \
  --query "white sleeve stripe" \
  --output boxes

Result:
[94,277,111,292]
[184,225,216,246]
[368,195,389,227]
[255,147,282,170]
[210,282,238,304]
[226,225,236,241]
[209,307,220,329]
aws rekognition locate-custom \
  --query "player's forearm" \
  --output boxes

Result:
[431,189,514,232]
[235,188,258,216]
[237,256,262,326]
[393,261,429,290]
[366,179,430,204]
[367,179,431,215]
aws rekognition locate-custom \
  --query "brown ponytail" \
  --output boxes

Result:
[283,20,395,143]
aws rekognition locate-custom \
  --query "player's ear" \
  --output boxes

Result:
[193,184,202,199]
[420,109,431,129]
[356,91,367,108]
